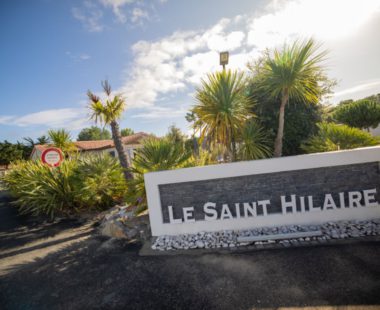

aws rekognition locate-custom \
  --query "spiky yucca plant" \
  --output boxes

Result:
[72,154,127,209]
[126,137,191,213]
[3,159,77,217]
[237,120,272,160]
[3,154,128,217]
[193,69,253,161]
[48,129,76,154]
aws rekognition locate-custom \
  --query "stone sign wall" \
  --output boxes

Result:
[145,147,380,236]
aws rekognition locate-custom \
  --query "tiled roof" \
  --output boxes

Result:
[121,132,150,145]
[32,132,149,153]
[75,140,114,151]
[34,144,49,151]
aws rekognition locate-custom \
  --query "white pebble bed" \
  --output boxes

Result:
[151,219,380,251]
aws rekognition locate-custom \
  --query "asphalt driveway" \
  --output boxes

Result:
[1,193,380,310]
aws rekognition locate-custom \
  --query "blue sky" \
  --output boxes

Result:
[1,0,380,142]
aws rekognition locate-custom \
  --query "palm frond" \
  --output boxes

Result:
[102,80,112,96]
[192,69,254,160]
[126,137,192,212]
[259,38,328,104]
[48,129,76,153]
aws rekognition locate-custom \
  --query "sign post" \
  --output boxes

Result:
[41,147,64,167]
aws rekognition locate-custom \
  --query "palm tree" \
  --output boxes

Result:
[37,135,50,145]
[48,129,76,154]
[258,38,328,157]
[87,80,132,180]
[193,69,253,162]
[23,135,50,147]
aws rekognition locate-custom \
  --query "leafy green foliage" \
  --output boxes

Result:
[48,129,76,153]
[247,41,335,156]
[0,141,25,166]
[301,122,379,153]
[249,38,330,157]
[88,81,125,125]
[37,135,51,144]
[192,69,253,161]
[237,121,272,160]
[3,160,78,217]
[256,38,328,104]
[126,137,192,213]
[333,99,380,130]
[77,126,111,141]
[121,128,135,137]
[3,154,127,217]
[363,93,380,104]
[88,80,132,180]
[248,93,325,155]
[165,124,187,145]
[71,154,126,209]
[23,135,51,147]
[189,148,218,166]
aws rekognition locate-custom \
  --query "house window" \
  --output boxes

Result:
[109,151,116,158]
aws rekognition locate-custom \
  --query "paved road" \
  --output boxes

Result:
[1,193,380,310]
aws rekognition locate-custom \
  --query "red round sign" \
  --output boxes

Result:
[41,147,64,167]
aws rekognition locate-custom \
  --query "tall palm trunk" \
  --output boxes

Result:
[230,127,237,162]
[110,120,133,180]
[273,89,289,157]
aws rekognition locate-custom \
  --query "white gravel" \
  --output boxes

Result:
[151,219,380,251]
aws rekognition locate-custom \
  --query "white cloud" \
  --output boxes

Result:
[72,2,104,32]
[0,116,14,125]
[246,0,380,49]
[131,8,149,24]
[131,106,187,120]
[118,0,380,116]
[66,51,91,61]
[10,0,380,136]
[0,108,90,130]
[182,51,219,84]
[80,53,91,60]
[73,0,158,30]
[332,80,380,102]
[120,18,249,108]
[99,0,135,23]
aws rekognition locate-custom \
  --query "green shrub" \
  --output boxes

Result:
[301,122,379,153]
[333,99,380,130]
[3,153,127,217]
[126,137,191,213]
[3,159,77,217]
[72,154,127,210]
